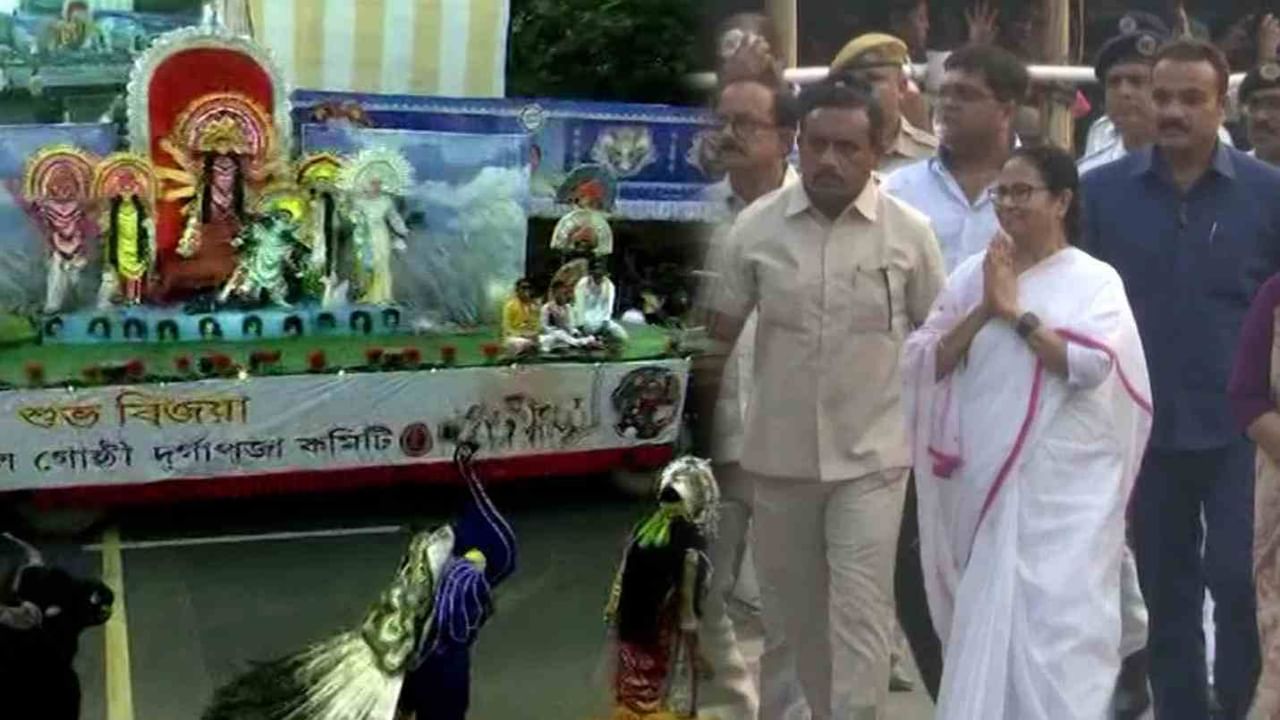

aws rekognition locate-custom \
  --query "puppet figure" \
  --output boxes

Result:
[604,457,718,720]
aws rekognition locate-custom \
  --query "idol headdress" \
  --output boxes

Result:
[202,443,516,720]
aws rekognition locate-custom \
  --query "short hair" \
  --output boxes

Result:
[1154,39,1231,98]
[796,78,886,148]
[715,77,799,129]
[1008,144,1081,243]
[943,44,1030,104]
[715,13,781,54]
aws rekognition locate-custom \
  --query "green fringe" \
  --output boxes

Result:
[635,507,676,549]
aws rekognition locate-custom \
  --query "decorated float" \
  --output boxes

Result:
[0,23,709,506]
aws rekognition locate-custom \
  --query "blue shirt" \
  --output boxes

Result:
[882,156,1000,274]
[1080,144,1280,450]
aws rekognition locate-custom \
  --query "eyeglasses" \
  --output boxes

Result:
[713,116,777,137]
[987,183,1049,205]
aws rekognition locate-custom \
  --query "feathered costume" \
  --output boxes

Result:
[202,443,516,720]
[604,457,719,720]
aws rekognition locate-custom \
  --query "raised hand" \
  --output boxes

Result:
[1260,14,1280,63]
[966,0,1000,46]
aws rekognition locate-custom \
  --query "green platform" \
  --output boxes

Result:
[0,322,677,389]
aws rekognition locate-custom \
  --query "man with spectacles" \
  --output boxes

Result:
[1080,39,1280,720]
[881,44,1027,274]
[830,33,938,175]
[709,78,945,720]
[695,75,804,720]
[1242,62,1280,166]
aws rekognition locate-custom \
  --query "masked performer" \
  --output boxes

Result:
[550,165,616,293]
[218,188,309,308]
[202,443,515,720]
[338,148,413,306]
[18,146,98,314]
[93,153,156,308]
[604,457,718,720]
[297,153,348,307]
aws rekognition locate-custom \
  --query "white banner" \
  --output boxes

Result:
[0,359,688,490]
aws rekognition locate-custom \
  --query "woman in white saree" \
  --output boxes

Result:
[902,145,1153,719]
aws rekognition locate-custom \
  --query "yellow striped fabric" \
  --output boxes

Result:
[247,0,510,97]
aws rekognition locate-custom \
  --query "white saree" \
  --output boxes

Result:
[902,247,1153,719]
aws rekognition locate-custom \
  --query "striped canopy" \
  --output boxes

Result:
[244,0,510,98]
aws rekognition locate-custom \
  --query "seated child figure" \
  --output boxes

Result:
[573,260,629,345]
[501,278,541,355]
[539,280,597,353]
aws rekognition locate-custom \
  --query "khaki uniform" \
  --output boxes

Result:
[879,117,938,175]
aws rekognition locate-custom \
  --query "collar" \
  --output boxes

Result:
[785,175,879,222]
[1134,142,1236,180]
[891,117,934,156]
[707,164,798,213]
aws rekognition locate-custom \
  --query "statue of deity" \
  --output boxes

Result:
[153,97,283,300]
[18,146,98,314]
[93,153,157,309]
[296,153,348,307]
[218,188,310,308]
[336,148,414,306]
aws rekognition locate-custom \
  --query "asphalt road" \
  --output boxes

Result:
[14,475,941,720]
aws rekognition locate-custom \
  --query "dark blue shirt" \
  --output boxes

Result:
[1080,144,1280,451]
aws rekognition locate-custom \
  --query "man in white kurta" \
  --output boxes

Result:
[573,263,627,344]
[712,80,946,719]
[902,246,1152,719]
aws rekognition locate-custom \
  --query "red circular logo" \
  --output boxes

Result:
[399,423,433,458]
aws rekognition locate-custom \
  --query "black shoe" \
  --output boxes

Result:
[1114,648,1151,720]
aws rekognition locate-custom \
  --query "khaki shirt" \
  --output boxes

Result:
[715,180,946,481]
[879,117,938,175]
[700,166,800,464]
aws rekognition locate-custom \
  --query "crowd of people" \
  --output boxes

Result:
[691,3,1280,719]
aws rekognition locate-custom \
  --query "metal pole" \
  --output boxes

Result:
[686,66,1246,92]
[765,0,798,68]
[1044,0,1074,149]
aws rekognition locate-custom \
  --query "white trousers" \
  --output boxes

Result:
[751,470,906,720]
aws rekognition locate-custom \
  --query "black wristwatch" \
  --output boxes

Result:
[1015,311,1041,339]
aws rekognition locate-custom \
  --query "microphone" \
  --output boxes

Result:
[1178,204,1188,229]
